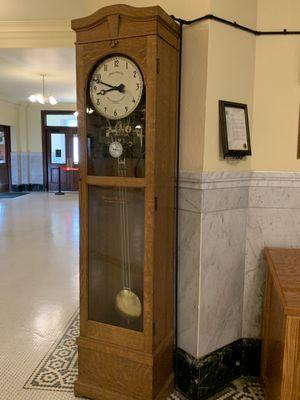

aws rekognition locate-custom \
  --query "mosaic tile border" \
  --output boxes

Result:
[23,310,264,399]
[23,310,79,392]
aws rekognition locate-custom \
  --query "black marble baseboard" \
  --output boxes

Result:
[174,338,261,400]
[12,184,45,192]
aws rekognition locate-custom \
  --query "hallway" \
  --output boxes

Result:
[0,193,80,400]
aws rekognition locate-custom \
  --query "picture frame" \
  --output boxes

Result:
[219,100,252,158]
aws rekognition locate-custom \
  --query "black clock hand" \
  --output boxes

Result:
[97,83,125,95]
[99,88,117,95]
[99,80,115,89]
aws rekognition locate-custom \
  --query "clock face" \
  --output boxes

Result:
[109,141,123,158]
[89,55,144,120]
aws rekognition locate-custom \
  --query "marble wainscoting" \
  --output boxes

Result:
[178,171,250,359]
[176,170,300,399]
[10,151,21,186]
[11,151,44,191]
[242,172,300,338]
[177,179,202,357]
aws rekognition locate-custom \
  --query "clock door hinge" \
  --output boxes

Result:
[154,196,158,211]
[156,58,160,74]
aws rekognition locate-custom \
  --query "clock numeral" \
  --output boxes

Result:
[136,83,140,90]
[104,107,107,112]
[104,64,108,72]
[132,98,136,104]
[125,106,128,112]
[114,60,119,68]
[126,62,129,70]
[133,70,137,78]
[94,85,97,91]
[97,99,100,105]
[114,110,118,117]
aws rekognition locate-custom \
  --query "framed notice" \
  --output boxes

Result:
[219,100,252,158]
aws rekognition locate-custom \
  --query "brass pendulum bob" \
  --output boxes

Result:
[115,288,142,319]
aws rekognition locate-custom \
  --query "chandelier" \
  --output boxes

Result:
[28,74,58,105]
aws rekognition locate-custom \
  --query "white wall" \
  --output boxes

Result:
[83,0,210,20]
[0,0,85,20]
[24,103,76,153]
[252,0,300,171]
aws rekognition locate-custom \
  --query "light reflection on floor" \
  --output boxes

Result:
[0,193,80,400]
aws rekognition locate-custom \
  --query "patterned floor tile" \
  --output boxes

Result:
[23,310,264,399]
[24,311,79,392]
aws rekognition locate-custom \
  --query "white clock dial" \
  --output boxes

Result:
[109,141,123,158]
[90,55,144,120]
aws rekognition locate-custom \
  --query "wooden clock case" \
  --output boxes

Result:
[72,5,180,400]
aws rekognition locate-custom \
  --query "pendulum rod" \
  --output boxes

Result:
[118,158,131,291]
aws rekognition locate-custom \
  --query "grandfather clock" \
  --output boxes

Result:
[72,5,180,400]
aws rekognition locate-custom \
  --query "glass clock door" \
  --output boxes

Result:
[88,185,145,332]
[86,55,146,332]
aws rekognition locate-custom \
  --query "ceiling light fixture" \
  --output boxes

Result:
[28,74,58,105]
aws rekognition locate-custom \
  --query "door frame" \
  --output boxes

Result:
[41,110,76,191]
[0,125,12,192]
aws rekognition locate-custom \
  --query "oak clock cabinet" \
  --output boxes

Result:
[263,248,300,400]
[72,5,180,400]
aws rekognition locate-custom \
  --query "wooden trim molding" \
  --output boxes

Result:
[0,20,74,47]
[297,107,300,159]
[71,4,179,34]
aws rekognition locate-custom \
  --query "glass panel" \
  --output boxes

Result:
[46,114,77,127]
[73,136,79,165]
[88,185,144,332]
[51,133,66,164]
[0,132,6,164]
[86,92,146,178]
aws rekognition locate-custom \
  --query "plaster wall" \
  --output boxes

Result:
[252,0,300,171]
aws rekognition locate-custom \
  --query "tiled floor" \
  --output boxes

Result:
[0,193,263,400]
[0,193,80,400]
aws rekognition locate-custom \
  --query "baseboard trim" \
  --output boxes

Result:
[174,338,261,400]
[12,184,45,192]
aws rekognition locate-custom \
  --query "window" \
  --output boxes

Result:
[51,133,66,164]
[46,113,77,127]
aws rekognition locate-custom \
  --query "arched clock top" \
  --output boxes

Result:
[71,4,180,49]
[71,4,178,31]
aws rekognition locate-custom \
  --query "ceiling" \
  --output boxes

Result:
[0,48,76,104]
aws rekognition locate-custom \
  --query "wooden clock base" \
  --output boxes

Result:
[75,377,174,400]
[74,336,174,400]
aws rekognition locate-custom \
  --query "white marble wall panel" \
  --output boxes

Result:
[202,187,248,212]
[198,208,247,357]
[10,151,21,185]
[29,152,43,184]
[178,171,300,359]
[242,185,300,338]
[21,152,29,184]
[178,209,201,356]
[178,187,202,213]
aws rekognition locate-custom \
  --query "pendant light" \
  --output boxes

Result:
[28,74,58,105]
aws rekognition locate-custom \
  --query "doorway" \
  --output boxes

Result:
[42,111,79,191]
[0,125,11,192]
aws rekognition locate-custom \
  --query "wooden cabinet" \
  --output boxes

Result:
[263,248,300,400]
[71,5,180,400]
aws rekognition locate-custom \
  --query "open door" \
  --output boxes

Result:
[41,111,79,191]
[46,126,79,191]
[0,125,11,193]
